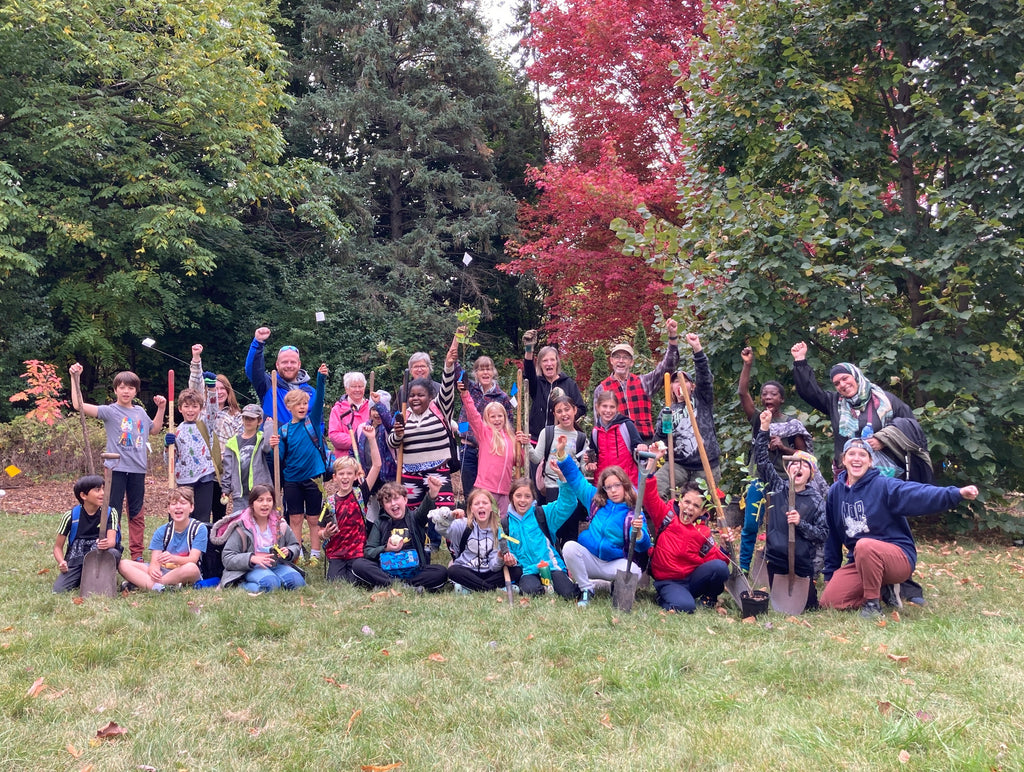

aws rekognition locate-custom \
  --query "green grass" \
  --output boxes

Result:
[3,513,1024,771]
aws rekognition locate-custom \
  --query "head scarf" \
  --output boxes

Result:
[830,363,893,439]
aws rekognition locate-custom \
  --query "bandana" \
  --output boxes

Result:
[830,363,893,439]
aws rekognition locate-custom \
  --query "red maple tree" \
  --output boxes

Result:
[502,0,705,384]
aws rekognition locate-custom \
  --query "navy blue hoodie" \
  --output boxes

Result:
[824,468,963,579]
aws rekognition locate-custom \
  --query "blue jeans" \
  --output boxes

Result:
[654,560,730,613]
[739,479,766,571]
[241,563,306,593]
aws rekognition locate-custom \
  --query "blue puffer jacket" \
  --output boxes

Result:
[558,456,651,561]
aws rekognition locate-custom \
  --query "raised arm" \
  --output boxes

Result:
[738,347,757,419]
[67,363,99,418]
[790,341,832,415]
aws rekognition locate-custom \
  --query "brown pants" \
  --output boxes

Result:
[821,538,911,609]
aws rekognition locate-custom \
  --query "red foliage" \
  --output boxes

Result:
[9,360,68,426]
[503,0,704,376]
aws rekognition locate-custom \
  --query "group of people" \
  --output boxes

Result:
[54,324,979,617]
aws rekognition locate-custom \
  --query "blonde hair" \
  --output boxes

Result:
[595,390,619,409]
[466,488,501,534]
[482,402,515,459]
[332,454,363,481]
[283,389,309,410]
[168,487,195,506]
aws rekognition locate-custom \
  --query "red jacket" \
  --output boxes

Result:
[591,414,641,484]
[651,512,728,582]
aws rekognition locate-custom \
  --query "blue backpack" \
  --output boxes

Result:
[67,504,121,552]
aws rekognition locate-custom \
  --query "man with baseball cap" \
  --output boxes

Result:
[593,318,680,442]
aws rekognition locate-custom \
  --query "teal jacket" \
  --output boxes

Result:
[508,484,577,575]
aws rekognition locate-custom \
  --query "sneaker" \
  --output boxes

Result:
[906,596,926,607]
[577,589,592,608]
[859,599,883,618]
[120,580,138,593]
[151,582,165,593]
[452,582,471,595]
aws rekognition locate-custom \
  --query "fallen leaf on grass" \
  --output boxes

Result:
[66,744,82,759]
[901,678,916,685]
[876,619,887,628]
[705,627,717,636]
[324,677,349,689]
[73,597,84,605]
[785,616,812,628]
[722,659,739,665]
[741,616,756,624]
[26,677,45,697]
[890,611,900,623]
[1,626,12,632]
[236,647,250,664]
[36,567,50,575]
[79,764,95,772]
[598,713,613,729]
[525,634,534,641]
[380,649,389,656]
[878,701,892,716]
[981,610,1002,617]
[360,763,403,771]
[95,721,127,740]
[887,654,909,663]
[915,710,933,722]
[716,606,728,616]
[427,653,446,663]
[898,750,910,764]
[346,708,362,735]
[830,635,851,643]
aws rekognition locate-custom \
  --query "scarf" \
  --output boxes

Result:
[830,363,893,439]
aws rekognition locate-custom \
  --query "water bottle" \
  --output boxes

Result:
[861,424,874,440]
[538,561,553,594]
[660,407,673,435]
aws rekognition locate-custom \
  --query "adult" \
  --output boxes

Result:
[328,371,390,460]
[244,327,319,432]
[397,352,442,407]
[593,318,680,443]
[457,355,514,493]
[737,346,816,571]
[821,437,978,617]
[521,330,587,440]
[791,340,925,604]
[790,341,916,478]
[653,333,718,499]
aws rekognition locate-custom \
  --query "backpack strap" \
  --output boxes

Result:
[162,519,202,551]
[67,505,82,548]
[458,522,472,556]
[532,503,557,547]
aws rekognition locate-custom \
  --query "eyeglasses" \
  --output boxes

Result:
[604,482,624,491]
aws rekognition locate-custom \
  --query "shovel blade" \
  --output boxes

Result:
[770,574,810,615]
[611,569,640,612]
[749,546,769,589]
[80,550,118,599]
[724,564,752,607]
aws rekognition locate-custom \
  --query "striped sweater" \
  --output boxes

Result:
[388,366,457,470]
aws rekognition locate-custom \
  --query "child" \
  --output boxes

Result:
[164,388,219,524]
[589,390,642,484]
[649,481,731,613]
[506,476,581,600]
[68,362,166,561]
[52,474,122,593]
[350,477,449,591]
[754,409,827,610]
[523,394,589,547]
[556,437,652,607]
[458,378,521,518]
[220,485,305,593]
[221,404,273,514]
[268,362,329,567]
[320,424,382,584]
[118,487,207,592]
[446,489,518,593]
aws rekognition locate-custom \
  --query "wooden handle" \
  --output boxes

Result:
[272,371,281,514]
[678,380,724,522]
[167,369,175,490]
[664,372,675,498]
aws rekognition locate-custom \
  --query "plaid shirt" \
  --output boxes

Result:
[598,374,653,439]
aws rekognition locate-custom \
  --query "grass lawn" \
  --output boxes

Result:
[2,511,1023,771]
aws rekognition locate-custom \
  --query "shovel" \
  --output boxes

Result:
[770,456,810,615]
[612,468,647,612]
[70,369,95,475]
[80,452,120,599]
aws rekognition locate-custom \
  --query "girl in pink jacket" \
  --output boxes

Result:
[459,381,522,519]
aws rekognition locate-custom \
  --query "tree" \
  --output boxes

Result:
[285,0,544,362]
[620,0,1024,501]
[501,0,702,381]
[0,0,343,389]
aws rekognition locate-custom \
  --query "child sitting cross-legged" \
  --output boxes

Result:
[118,487,206,592]
[446,488,520,593]
[220,485,305,593]
[506,475,581,600]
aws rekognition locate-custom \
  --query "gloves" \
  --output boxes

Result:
[164,433,176,447]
